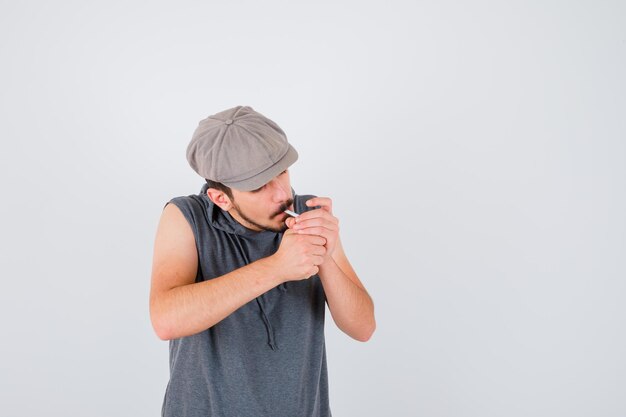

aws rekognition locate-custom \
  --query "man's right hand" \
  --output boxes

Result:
[269,228,327,283]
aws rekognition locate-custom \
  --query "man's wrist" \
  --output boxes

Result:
[257,255,286,286]
[318,254,335,271]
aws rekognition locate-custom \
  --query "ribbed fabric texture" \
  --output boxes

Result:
[160,183,332,417]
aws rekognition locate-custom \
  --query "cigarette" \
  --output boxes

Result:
[283,209,300,217]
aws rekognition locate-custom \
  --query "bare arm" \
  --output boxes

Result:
[285,196,376,342]
[149,203,282,340]
[318,235,376,342]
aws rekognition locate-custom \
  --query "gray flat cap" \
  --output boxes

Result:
[186,105,298,192]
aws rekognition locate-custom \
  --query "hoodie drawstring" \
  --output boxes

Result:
[257,299,278,350]
[231,234,284,350]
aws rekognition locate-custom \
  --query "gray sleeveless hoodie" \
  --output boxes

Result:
[160,183,332,417]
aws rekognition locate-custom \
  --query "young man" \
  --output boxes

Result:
[150,105,375,417]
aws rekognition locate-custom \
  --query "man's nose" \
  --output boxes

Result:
[267,179,288,202]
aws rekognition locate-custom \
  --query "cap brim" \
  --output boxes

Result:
[222,144,299,192]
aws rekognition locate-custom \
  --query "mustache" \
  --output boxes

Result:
[275,200,294,216]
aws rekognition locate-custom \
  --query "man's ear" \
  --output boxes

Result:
[206,188,232,210]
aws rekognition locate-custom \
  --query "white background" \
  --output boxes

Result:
[1,1,625,416]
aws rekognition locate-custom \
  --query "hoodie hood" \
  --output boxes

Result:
[198,182,295,350]
[199,182,295,238]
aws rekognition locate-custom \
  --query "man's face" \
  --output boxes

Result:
[225,169,294,233]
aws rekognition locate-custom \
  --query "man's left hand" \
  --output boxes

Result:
[286,197,339,261]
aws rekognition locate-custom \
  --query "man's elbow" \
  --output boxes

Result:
[155,325,173,341]
[151,316,171,341]
[355,320,376,342]
[150,305,174,341]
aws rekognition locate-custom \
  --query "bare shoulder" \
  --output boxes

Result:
[150,202,199,298]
